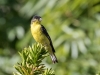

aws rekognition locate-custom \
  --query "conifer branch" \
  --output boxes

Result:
[13,43,55,75]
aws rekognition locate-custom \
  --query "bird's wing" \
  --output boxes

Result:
[41,25,55,52]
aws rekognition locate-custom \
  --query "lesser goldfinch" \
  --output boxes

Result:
[31,15,58,63]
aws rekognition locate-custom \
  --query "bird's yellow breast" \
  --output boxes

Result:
[31,23,50,45]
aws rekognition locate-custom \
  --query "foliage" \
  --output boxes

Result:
[14,43,54,75]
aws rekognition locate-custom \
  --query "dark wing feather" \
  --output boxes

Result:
[41,25,55,53]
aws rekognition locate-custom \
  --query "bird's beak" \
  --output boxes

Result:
[39,18,42,21]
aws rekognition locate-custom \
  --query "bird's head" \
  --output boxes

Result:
[31,15,42,24]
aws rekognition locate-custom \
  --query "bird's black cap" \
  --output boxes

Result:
[33,15,41,19]
[31,15,42,23]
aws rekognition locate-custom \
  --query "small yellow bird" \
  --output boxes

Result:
[31,15,58,63]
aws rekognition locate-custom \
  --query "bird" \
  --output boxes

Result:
[30,15,58,63]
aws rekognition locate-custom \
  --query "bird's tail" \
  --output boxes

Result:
[50,53,58,63]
